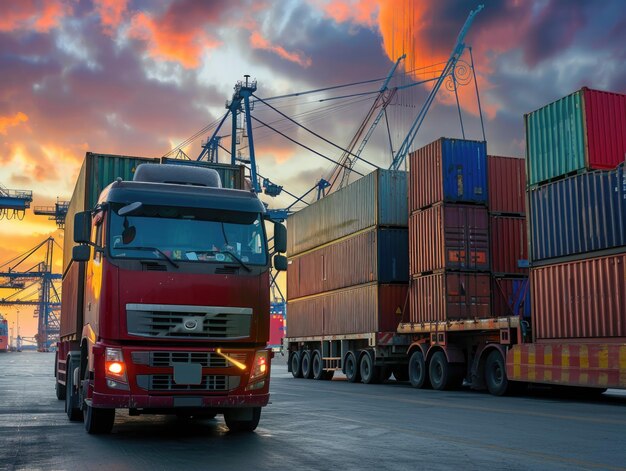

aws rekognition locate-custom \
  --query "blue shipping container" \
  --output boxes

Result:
[377,228,410,283]
[409,138,488,210]
[529,163,626,261]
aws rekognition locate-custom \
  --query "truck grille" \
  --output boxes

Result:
[131,351,248,368]
[126,304,252,339]
[142,374,227,391]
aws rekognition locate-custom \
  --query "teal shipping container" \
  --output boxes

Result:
[525,87,626,186]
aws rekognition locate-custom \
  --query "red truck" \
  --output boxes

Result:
[56,153,287,434]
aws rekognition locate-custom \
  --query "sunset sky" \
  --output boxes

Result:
[1,0,624,339]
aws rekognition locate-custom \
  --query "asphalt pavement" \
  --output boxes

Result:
[1,351,625,471]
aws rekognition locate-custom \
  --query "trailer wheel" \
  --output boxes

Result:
[360,352,380,384]
[485,350,509,396]
[290,351,303,378]
[224,407,261,433]
[428,351,462,391]
[312,351,325,380]
[65,356,82,421]
[408,350,429,388]
[344,351,361,383]
[301,350,314,379]
[392,366,409,382]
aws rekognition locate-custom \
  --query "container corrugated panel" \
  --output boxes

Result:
[60,261,85,338]
[409,204,489,275]
[287,228,408,300]
[487,155,526,214]
[286,169,408,256]
[286,296,324,337]
[409,138,487,211]
[492,276,529,318]
[529,163,626,261]
[532,252,626,340]
[525,88,626,186]
[490,216,528,275]
[161,157,246,190]
[409,272,491,323]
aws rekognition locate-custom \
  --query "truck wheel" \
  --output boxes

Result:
[485,350,509,396]
[301,351,314,379]
[84,404,115,434]
[392,366,409,382]
[55,379,66,400]
[344,351,361,383]
[428,351,462,391]
[65,359,82,421]
[224,407,261,433]
[408,350,429,389]
[290,351,303,378]
[360,352,380,384]
[312,351,325,380]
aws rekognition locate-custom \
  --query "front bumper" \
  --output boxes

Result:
[92,391,270,409]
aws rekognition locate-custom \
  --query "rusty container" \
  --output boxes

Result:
[409,138,487,212]
[491,276,530,318]
[487,155,526,214]
[489,216,528,275]
[409,204,489,275]
[409,272,491,323]
[531,252,626,340]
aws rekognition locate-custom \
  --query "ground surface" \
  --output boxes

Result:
[1,352,625,471]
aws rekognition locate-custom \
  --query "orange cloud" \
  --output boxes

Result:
[250,31,312,68]
[93,0,128,34]
[0,112,29,135]
[0,0,72,33]
[128,11,221,69]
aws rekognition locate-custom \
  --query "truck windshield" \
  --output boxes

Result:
[108,204,268,266]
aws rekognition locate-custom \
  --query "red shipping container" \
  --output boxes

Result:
[487,155,526,214]
[532,252,626,341]
[583,88,626,170]
[268,314,285,348]
[409,272,491,323]
[409,204,489,275]
[489,216,528,275]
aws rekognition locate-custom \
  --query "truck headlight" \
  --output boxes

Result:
[248,350,269,384]
[105,347,128,384]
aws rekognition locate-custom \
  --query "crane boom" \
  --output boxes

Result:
[390,4,484,171]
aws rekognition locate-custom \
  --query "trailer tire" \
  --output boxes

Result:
[84,404,115,434]
[312,351,325,380]
[392,366,409,382]
[429,351,462,391]
[224,407,261,433]
[301,350,314,379]
[485,350,509,396]
[290,351,303,378]
[408,350,429,389]
[345,351,361,383]
[360,352,380,384]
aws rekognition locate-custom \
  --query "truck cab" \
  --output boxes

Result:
[60,164,287,433]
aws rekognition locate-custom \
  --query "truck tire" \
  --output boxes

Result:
[360,352,380,384]
[84,403,115,434]
[408,350,429,388]
[312,351,325,380]
[392,365,409,382]
[344,351,361,383]
[485,350,509,396]
[65,356,82,421]
[55,378,66,400]
[301,350,314,379]
[290,351,303,378]
[429,351,463,391]
[224,407,261,433]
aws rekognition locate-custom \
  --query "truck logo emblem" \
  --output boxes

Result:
[184,320,198,330]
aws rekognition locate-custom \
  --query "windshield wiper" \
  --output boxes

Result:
[219,250,251,272]
[117,246,179,269]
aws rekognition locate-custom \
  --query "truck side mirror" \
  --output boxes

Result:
[273,254,288,271]
[72,245,90,262]
[274,222,287,253]
[74,211,91,244]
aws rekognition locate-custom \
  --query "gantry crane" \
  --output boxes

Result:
[0,184,33,220]
[0,237,62,351]
[34,198,70,229]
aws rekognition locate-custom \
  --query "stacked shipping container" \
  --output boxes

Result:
[525,87,626,341]
[487,155,529,318]
[286,170,410,338]
[408,138,491,323]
